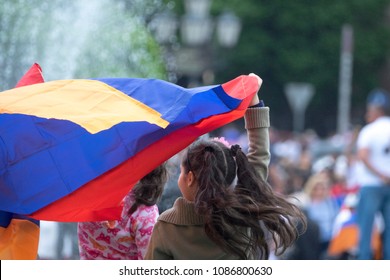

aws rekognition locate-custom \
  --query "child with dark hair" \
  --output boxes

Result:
[77,163,168,259]
[144,74,306,260]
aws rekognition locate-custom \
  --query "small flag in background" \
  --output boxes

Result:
[327,193,382,259]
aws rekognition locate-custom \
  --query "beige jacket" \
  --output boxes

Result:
[144,107,270,260]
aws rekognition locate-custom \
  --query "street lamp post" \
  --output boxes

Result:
[337,24,354,135]
[153,0,241,86]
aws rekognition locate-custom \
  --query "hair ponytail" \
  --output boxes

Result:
[183,139,306,259]
[128,162,168,215]
[233,149,306,257]
[191,144,229,213]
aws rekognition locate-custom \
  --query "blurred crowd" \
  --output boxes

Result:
[38,124,382,260]
[215,123,384,260]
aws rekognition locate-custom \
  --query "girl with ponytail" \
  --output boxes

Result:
[145,74,306,260]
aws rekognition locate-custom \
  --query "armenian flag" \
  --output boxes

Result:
[0,63,43,259]
[0,64,259,223]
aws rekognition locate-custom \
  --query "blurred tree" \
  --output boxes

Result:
[209,0,390,136]
[3,0,389,136]
[74,0,166,79]
[0,0,167,91]
[163,0,390,135]
[0,0,64,90]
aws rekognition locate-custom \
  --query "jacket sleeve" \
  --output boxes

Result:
[144,221,172,260]
[244,106,270,181]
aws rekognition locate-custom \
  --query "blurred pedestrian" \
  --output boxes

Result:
[158,154,182,214]
[303,172,340,258]
[56,222,79,259]
[280,194,322,260]
[355,88,390,260]
[327,192,383,259]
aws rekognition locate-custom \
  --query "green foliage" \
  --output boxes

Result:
[0,0,167,91]
[2,0,390,135]
[0,0,65,90]
[74,1,166,79]
[211,0,390,135]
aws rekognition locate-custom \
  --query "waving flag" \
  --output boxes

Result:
[0,63,43,260]
[0,64,259,223]
[0,211,40,259]
[327,193,382,259]
[14,63,44,88]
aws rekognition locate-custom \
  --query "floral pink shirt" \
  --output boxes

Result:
[78,191,159,259]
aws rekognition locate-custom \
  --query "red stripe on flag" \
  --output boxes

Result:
[29,76,257,222]
[14,63,44,88]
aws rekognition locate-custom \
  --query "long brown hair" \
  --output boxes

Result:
[128,163,168,215]
[183,140,306,259]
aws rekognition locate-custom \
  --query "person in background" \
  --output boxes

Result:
[279,195,322,260]
[303,172,340,258]
[157,155,182,214]
[355,88,390,260]
[77,164,168,259]
[56,222,79,259]
[327,192,383,260]
[144,74,306,260]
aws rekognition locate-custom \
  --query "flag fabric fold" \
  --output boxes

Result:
[0,211,40,259]
[14,63,44,88]
[0,64,259,222]
[0,63,43,260]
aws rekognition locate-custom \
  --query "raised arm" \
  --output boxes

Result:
[244,73,270,181]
